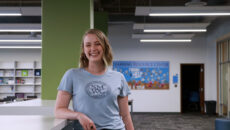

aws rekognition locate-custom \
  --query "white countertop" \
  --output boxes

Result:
[0,99,56,115]
[0,99,72,115]
[0,99,56,107]
[0,99,71,129]
[0,115,67,130]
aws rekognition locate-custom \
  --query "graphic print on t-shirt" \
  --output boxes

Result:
[85,81,111,98]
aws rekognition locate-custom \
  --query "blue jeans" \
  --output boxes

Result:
[73,120,84,130]
[62,120,125,130]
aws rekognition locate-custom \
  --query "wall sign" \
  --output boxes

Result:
[173,74,178,84]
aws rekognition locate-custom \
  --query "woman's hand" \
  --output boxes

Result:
[77,113,96,130]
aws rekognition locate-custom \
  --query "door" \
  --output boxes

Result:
[181,64,205,114]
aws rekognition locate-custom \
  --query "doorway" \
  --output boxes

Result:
[181,64,204,114]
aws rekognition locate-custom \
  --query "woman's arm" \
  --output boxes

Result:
[55,90,78,119]
[55,90,96,130]
[118,96,134,130]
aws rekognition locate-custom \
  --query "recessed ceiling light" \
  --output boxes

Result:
[0,13,22,16]
[0,29,41,32]
[149,13,230,16]
[0,40,41,42]
[140,39,192,42]
[0,46,41,49]
[144,29,206,32]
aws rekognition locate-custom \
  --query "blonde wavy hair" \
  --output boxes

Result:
[79,29,113,68]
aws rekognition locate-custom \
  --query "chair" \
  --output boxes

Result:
[188,91,199,111]
[215,118,230,130]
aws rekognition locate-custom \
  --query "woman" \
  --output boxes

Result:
[55,29,134,130]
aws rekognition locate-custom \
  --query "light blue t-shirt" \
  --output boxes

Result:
[58,68,131,130]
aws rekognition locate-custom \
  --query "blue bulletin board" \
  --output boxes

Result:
[113,61,169,90]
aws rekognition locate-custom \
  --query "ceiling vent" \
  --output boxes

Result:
[185,0,207,6]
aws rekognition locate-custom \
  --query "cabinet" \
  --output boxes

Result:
[0,61,41,99]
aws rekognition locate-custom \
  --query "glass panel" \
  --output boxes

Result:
[222,42,228,62]
[228,63,230,118]
[228,40,230,61]
[218,43,221,63]
[218,39,230,117]
[221,63,228,116]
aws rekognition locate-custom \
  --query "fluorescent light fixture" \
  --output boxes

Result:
[0,29,41,32]
[0,13,22,16]
[140,39,192,42]
[0,46,41,49]
[149,13,230,16]
[0,39,41,42]
[144,29,206,32]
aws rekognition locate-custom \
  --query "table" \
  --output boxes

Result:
[128,99,133,113]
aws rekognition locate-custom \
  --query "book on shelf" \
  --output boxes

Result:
[27,95,37,99]
[16,70,21,76]
[0,78,12,85]
[29,70,33,76]
[7,79,14,85]
[0,70,3,76]
[5,70,14,77]
[35,69,41,76]
[15,93,24,98]
[21,70,28,77]
[0,77,3,84]
[16,79,25,84]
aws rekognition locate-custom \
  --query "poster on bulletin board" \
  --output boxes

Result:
[113,61,169,90]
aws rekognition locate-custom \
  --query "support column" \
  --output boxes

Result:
[42,0,93,99]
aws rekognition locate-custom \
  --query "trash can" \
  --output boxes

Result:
[205,100,216,115]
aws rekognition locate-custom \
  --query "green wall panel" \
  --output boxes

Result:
[42,0,92,99]
[94,12,108,35]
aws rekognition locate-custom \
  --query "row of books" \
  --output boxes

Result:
[0,78,14,85]
[0,78,38,85]
[0,70,14,77]
[0,69,41,77]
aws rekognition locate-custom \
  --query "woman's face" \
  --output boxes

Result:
[83,34,104,63]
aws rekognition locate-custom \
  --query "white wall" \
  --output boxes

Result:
[108,23,212,112]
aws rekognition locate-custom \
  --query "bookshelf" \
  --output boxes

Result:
[0,61,42,99]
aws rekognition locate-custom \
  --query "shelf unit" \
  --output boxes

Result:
[0,61,41,99]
